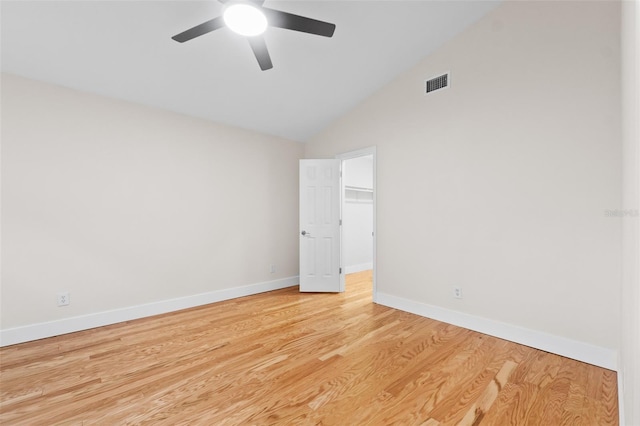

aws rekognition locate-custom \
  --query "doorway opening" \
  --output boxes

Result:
[337,147,376,301]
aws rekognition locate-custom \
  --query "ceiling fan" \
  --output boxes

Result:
[172,0,336,71]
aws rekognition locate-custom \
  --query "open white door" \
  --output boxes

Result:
[299,159,342,292]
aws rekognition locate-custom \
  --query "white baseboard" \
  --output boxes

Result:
[345,263,373,274]
[376,292,617,371]
[0,276,299,347]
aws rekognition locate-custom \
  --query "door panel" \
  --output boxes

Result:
[299,159,341,292]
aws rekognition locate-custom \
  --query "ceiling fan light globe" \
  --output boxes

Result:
[223,4,267,37]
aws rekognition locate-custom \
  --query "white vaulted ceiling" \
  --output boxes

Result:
[1,0,500,142]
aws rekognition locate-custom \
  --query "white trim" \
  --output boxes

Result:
[336,146,377,302]
[376,291,617,371]
[0,276,299,347]
[618,366,626,426]
[335,147,377,161]
[345,263,374,274]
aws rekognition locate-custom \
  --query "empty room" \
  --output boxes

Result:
[1,0,639,425]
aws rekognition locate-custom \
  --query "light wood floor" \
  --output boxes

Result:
[1,271,618,425]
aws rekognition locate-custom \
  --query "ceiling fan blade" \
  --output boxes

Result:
[218,0,264,4]
[247,36,273,71]
[261,8,336,38]
[172,17,225,43]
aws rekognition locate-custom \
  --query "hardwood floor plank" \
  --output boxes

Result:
[0,270,618,425]
[457,359,518,426]
[425,338,508,424]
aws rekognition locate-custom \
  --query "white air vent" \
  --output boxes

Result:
[425,72,450,94]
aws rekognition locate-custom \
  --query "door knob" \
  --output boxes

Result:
[301,230,311,236]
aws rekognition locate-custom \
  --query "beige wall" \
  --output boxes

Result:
[1,73,303,329]
[621,0,640,423]
[306,1,622,350]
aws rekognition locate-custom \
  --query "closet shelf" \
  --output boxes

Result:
[345,186,373,203]
[345,185,373,193]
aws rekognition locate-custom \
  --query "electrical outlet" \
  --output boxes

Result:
[57,292,70,306]
[270,264,276,274]
[453,287,462,299]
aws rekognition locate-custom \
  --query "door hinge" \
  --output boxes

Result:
[339,219,342,226]
[339,267,342,274]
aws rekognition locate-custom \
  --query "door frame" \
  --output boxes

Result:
[336,147,377,302]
